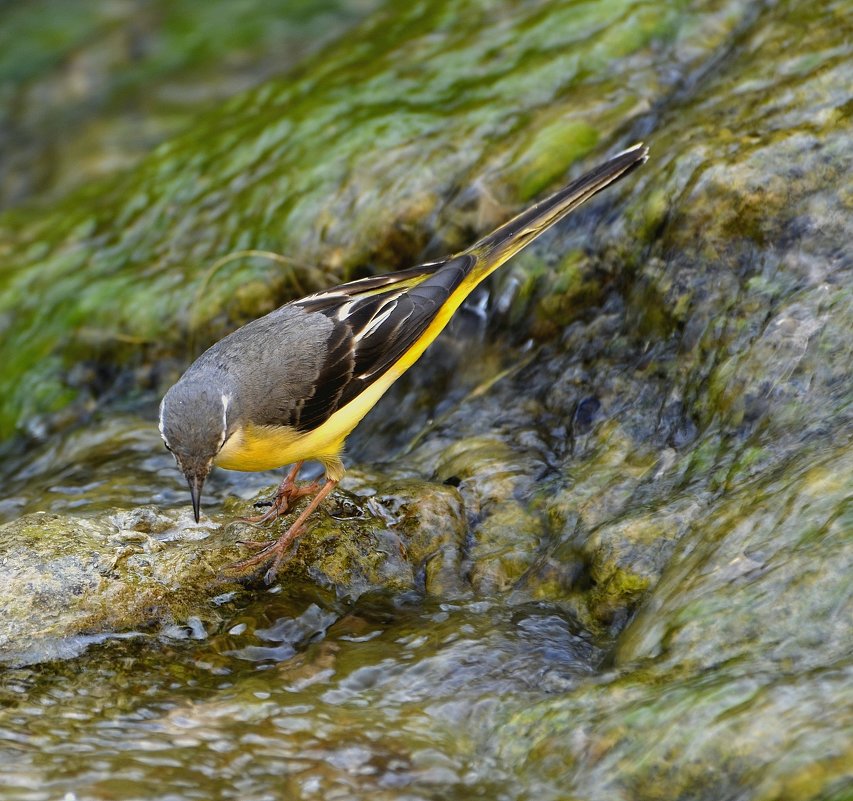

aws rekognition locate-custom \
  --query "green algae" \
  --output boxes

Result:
[510,119,600,200]
[0,0,758,440]
[0,0,381,207]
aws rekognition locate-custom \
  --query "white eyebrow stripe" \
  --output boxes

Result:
[220,394,231,447]
[158,397,167,438]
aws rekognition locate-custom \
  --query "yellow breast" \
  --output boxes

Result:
[215,420,348,479]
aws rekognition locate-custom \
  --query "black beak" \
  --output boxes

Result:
[186,473,205,523]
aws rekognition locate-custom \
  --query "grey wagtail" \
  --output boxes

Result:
[159,143,648,580]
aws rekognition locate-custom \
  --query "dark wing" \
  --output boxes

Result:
[287,255,474,432]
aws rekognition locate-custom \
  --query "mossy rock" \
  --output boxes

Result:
[0,474,467,665]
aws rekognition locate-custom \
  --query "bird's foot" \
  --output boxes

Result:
[240,480,320,525]
[228,477,338,584]
[230,523,307,583]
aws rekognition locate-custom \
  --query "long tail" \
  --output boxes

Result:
[281,144,649,453]
[462,142,648,285]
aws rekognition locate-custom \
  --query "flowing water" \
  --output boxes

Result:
[1,590,602,800]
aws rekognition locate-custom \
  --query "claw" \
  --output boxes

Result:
[234,537,275,552]
[226,478,338,582]
[239,463,320,525]
[229,524,305,578]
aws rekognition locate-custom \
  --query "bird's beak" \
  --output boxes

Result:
[186,473,205,523]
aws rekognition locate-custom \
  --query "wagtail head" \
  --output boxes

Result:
[159,377,235,522]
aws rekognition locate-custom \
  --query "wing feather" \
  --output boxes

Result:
[286,254,474,432]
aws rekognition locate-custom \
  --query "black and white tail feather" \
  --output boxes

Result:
[285,143,648,432]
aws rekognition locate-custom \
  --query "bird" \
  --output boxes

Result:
[159,143,648,581]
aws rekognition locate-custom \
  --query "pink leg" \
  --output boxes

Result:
[240,461,319,525]
[231,478,338,583]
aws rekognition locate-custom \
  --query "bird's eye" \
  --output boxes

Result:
[164,442,173,453]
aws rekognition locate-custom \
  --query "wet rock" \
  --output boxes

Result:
[0,0,850,796]
[342,475,469,599]
[394,0,853,636]
[0,474,467,665]
[0,507,235,665]
[437,438,549,590]
[495,444,853,801]
[468,1,853,796]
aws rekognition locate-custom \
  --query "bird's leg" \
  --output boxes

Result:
[230,478,338,583]
[241,461,320,524]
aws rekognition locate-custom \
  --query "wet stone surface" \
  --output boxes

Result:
[0,475,468,666]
